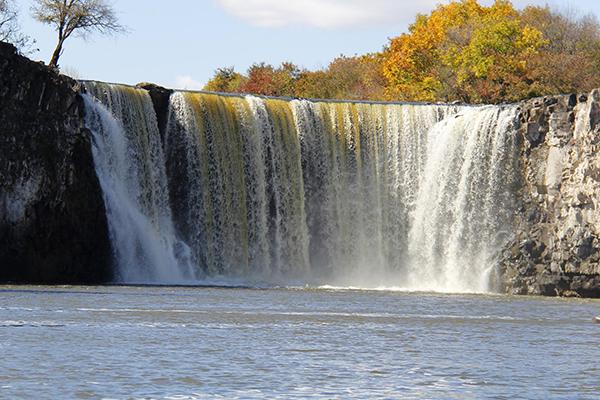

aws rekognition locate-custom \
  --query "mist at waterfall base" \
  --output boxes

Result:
[83,82,521,293]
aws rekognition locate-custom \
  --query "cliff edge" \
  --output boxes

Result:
[500,92,600,297]
[0,42,112,283]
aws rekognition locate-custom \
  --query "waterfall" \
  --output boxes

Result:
[83,82,195,283]
[407,107,520,292]
[83,82,521,292]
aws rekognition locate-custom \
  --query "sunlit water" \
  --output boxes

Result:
[1,286,599,399]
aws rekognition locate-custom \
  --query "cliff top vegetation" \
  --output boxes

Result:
[205,0,600,104]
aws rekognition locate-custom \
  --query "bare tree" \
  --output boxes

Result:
[1,0,34,51]
[32,0,125,68]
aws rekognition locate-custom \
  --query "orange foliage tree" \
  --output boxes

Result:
[382,0,546,103]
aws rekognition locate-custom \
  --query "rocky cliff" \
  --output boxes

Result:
[0,42,112,283]
[500,91,600,297]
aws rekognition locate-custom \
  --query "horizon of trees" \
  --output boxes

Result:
[205,0,600,104]
[3,0,600,103]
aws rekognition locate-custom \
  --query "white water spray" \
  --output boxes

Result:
[84,83,521,292]
[83,83,195,283]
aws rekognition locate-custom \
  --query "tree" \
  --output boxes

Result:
[382,0,600,103]
[521,5,600,95]
[238,63,283,96]
[1,0,34,51]
[270,62,302,97]
[32,0,125,68]
[443,5,546,102]
[204,67,247,93]
[382,0,547,103]
[230,62,304,97]
[294,55,386,100]
[295,70,334,99]
[205,56,386,101]
[326,54,386,100]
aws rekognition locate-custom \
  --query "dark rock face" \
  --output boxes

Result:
[499,91,600,297]
[0,41,112,284]
[136,82,173,140]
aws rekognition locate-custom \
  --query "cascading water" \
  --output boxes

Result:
[83,82,195,283]
[407,107,520,292]
[165,93,310,282]
[83,82,521,292]
[291,100,460,286]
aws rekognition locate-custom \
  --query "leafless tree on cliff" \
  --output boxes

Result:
[32,0,125,68]
[0,0,34,51]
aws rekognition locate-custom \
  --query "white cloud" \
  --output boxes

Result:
[174,75,204,90]
[216,0,441,29]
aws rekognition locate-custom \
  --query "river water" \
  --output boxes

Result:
[1,286,599,399]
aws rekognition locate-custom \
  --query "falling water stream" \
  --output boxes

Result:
[83,82,521,292]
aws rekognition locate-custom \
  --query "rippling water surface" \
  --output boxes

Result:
[1,286,599,399]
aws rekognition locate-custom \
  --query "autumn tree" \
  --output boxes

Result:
[205,56,385,101]
[233,63,275,96]
[270,62,302,97]
[327,54,386,100]
[521,6,600,95]
[0,0,33,51]
[294,70,334,99]
[382,0,546,103]
[294,55,385,100]
[204,67,247,93]
[32,0,125,68]
[233,62,299,97]
[443,3,546,102]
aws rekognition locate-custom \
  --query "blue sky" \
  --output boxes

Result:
[13,0,600,90]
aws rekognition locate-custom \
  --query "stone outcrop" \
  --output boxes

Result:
[0,41,112,283]
[500,91,600,297]
[136,82,173,138]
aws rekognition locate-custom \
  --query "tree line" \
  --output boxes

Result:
[2,0,600,103]
[205,0,600,103]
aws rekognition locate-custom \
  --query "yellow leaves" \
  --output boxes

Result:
[382,0,549,103]
[204,67,247,93]
[488,0,518,20]
[518,25,548,53]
